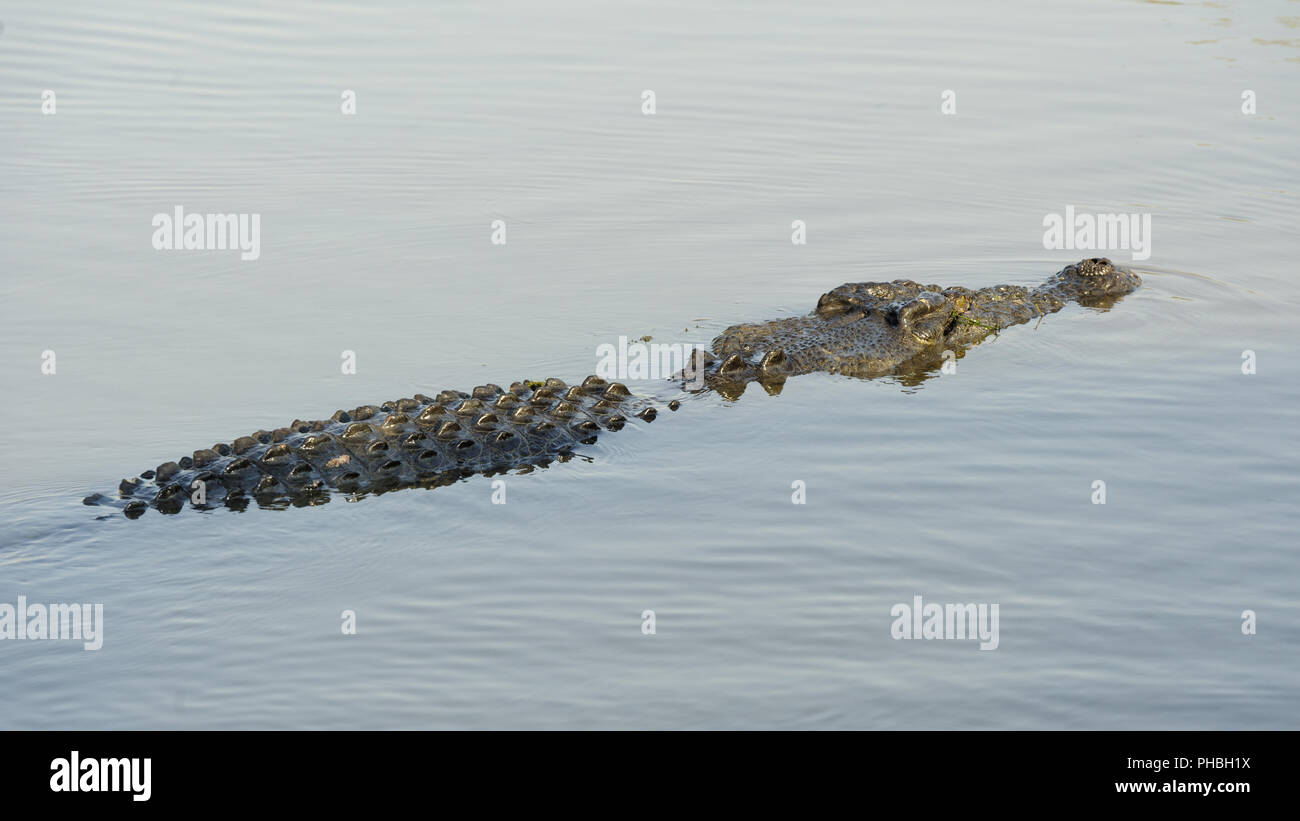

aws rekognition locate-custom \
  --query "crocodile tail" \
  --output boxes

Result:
[84,377,662,518]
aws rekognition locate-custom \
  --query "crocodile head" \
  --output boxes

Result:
[1033,257,1144,308]
[686,257,1141,395]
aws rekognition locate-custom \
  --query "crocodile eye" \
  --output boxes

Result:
[816,293,860,317]
[816,296,847,317]
[887,293,947,329]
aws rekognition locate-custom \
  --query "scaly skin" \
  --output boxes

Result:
[691,257,1141,393]
[85,258,1139,517]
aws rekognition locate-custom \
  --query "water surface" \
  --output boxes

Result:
[1,0,1297,728]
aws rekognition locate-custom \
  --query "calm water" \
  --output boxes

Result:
[1,0,1298,729]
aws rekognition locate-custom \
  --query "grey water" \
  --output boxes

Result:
[1,0,1297,729]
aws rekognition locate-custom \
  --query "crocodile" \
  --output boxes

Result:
[84,258,1140,518]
